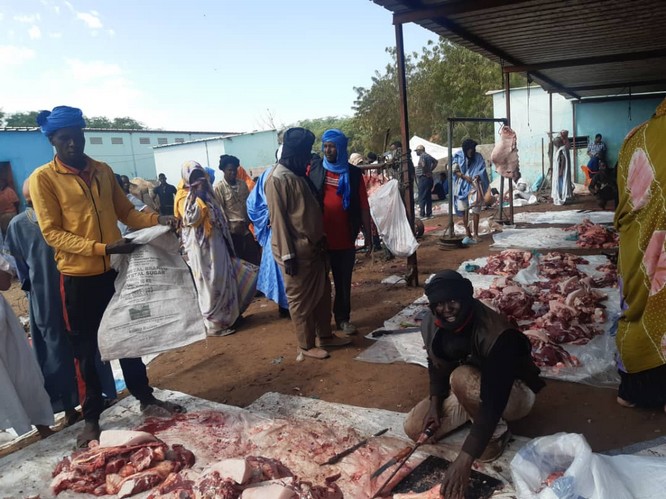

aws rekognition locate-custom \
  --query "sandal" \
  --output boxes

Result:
[140,398,187,417]
[76,421,101,449]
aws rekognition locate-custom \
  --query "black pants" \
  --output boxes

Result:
[231,232,261,266]
[61,271,153,423]
[329,249,356,327]
[417,176,434,217]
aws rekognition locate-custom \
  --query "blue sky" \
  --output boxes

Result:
[1,0,436,132]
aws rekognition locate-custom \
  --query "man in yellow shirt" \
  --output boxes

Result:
[30,106,184,447]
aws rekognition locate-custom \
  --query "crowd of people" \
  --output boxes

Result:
[1,99,665,498]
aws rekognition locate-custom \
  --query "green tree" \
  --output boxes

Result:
[351,40,526,152]
[4,111,40,127]
[295,116,363,154]
[85,115,145,129]
[0,109,5,126]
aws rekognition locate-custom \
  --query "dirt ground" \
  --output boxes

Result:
[4,194,663,454]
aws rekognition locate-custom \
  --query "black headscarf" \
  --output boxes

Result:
[279,127,315,176]
[425,270,475,331]
[461,138,478,154]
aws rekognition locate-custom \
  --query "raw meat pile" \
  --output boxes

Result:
[86,411,424,498]
[477,249,533,276]
[564,219,618,248]
[51,431,195,497]
[147,456,343,499]
[473,251,617,368]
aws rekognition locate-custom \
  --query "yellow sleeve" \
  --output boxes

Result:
[29,171,107,256]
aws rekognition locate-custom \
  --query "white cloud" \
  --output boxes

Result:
[28,25,42,40]
[49,32,63,39]
[76,11,102,29]
[0,45,36,65]
[13,14,41,24]
[107,29,115,37]
[66,59,123,81]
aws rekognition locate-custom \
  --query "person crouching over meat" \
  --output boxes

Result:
[403,270,545,499]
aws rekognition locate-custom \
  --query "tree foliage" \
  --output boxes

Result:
[0,110,146,129]
[299,40,525,156]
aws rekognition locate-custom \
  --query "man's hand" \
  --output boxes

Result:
[106,238,138,255]
[422,396,443,438]
[158,215,179,229]
[440,451,474,499]
[284,258,298,276]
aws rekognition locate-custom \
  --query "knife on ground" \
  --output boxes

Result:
[370,445,412,478]
[321,428,389,465]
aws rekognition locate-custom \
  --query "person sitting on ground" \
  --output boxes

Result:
[265,128,351,359]
[513,174,533,201]
[214,155,261,265]
[452,139,489,245]
[614,97,666,413]
[30,106,184,447]
[432,171,449,201]
[175,161,241,336]
[404,270,544,499]
[588,161,618,210]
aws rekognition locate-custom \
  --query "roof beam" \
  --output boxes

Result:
[503,48,666,73]
[393,0,534,25]
[566,79,666,92]
[429,16,581,99]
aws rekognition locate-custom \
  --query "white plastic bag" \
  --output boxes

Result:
[98,225,206,361]
[511,433,666,499]
[368,179,419,258]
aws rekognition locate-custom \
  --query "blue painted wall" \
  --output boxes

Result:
[574,97,664,169]
[0,130,53,208]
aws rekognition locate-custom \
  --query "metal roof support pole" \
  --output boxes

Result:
[572,101,578,184]
[447,120,454,237]
[549,92,553,174]
[504,71,514,224]
[395,22,418,287]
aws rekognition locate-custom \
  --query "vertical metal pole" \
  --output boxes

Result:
[447,120,454,237]
[395,22,418,286]
[572,101,578,184]
[548,92,553,173]
[504,72,514,224]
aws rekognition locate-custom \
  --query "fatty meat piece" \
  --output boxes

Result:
[205,458,253,485]
[99,430,159,448]
[490,124,520,181]
[241,482,296,499]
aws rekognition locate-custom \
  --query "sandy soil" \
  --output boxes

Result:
[4,194,662,455]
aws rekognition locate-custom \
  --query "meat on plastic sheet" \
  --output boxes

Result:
[98,225,206,361]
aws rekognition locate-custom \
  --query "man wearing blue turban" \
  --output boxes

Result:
[31,105,184,447]
[308,129,372,335]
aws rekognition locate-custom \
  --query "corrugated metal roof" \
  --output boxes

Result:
[371,0,666,99]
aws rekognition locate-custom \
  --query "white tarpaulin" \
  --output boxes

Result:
[409,135,460,171]
[512,210,615,226]
[492,228,581,250]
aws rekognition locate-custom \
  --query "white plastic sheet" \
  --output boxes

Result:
[492,228,580,250]
[368,179,419,258]
[511,433,666,499]
[512,210,614,225]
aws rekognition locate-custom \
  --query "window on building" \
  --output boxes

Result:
[90,137,103,145]
[139,137,151,145]
[174,138,185,143]
[111,137,124,145]
[572,136,589,149]
[157,138,168,145]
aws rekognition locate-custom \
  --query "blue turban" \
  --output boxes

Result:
[321,128,351,210]
[36,106,86,136]
[204,167,216,184]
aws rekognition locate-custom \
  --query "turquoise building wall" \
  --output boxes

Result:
[0,130,53,207]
